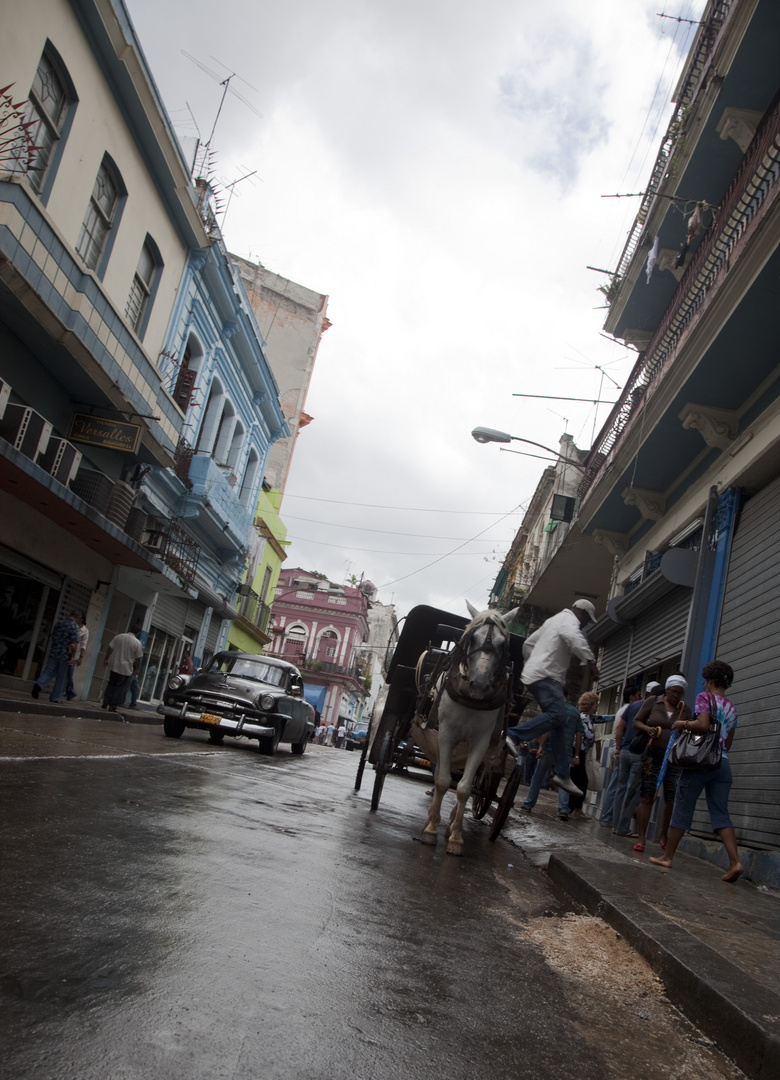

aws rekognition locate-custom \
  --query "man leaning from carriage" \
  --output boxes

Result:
[505,599,599,798]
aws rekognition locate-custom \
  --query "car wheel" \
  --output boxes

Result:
[163,716,185,739]
[291,733,309,756]
[258,724,281,756]
[208,728,225,744]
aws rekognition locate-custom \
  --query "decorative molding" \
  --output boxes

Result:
[622,485,666,521]
[253,391,267,407]
[222,320,238,339]
[622,328,652,350]
[679,403,737,450]
[592,529,629,557]
[716,107,763,154]
[190,251,208,273]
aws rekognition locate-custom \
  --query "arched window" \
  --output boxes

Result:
[284,624,307,659]
[125,235,163,339]
[195,378,224,454]
[172,333,203,413]
[238,447,259,507]
[76,154,125,276]
[22,44,77,198]
[227,421,244,471]
[317,628,339,662]
[213,401,236,464]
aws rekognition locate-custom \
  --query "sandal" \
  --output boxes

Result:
[659,839,667,850]
[633,843,645,852]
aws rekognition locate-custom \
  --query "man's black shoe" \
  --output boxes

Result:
[31,684,40,698]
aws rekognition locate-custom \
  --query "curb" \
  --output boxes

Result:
[547,852,780,1080]
[0,697,160,726]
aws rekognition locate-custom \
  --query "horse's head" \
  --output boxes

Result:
[456,603,520,701]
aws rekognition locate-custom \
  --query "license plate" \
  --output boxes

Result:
[200,712,221,726]
[418,757,431,768]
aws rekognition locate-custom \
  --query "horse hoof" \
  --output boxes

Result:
[446,841,464,856]
[420,831,438,846]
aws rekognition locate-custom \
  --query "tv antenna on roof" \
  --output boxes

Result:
[181,52,263,148]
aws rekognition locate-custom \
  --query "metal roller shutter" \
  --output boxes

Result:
[54,578,92,623]
[152,593,189,637]
[598,626,632,688]
[205,616,220,654]
[628,586,691,675]
[708,476,780,850]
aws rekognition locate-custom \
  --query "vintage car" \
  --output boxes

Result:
[157,652,315,755]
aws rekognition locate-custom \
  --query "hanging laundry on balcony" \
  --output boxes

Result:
[646,235,659,283]
[674,241,690,268]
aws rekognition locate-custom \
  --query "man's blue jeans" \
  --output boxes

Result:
[507,678,571,781]
[613,748,643,833]
[599,758,621,824]
[35,657,70,702]
[522,745,570,811]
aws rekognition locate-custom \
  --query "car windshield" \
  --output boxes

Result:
[209,656,285,686]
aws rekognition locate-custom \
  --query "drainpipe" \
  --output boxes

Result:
[679,486,737,700]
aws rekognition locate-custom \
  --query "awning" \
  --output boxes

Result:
[303,683,327,713]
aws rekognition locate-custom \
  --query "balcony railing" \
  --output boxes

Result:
[173,436,194,485]
[238,589,271,634]
[580,90,780,501]
[609,2,733,290]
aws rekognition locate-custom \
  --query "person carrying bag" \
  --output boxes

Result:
[650,660,743,883]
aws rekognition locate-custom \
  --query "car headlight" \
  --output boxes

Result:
[168,675,185,690]
[258,694,276,711]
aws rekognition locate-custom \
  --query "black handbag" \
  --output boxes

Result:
[667,694,722,771]
[629,731,649,755]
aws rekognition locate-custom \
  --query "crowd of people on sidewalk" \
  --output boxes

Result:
[506,599,744,884]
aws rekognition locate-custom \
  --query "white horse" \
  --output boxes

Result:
[420,603,519,856]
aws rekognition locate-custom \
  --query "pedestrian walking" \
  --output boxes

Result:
[564,690,601,817]
[179,649,193,675]
[650,660,743,882]
[326,722,335,746]
[336,722,346,748]
[65,613,89,701]
[611,682,662,836]
[32,611,79,703]
[505,598,599,798]
[103,624,143,713]
[631,675,691,852]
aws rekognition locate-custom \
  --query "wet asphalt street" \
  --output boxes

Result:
[0,715,744,1080]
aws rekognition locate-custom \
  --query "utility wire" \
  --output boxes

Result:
[283,513,503,541]
[283,493,522,515]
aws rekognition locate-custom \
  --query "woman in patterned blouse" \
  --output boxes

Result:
[649,660,742,883]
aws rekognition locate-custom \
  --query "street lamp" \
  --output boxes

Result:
[471,426,586,469]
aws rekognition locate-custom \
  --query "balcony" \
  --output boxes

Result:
[237,588,271,634]
[188,453,252,548]
[580,91,780,503]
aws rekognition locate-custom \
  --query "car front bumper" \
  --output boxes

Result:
[157,702,276,738]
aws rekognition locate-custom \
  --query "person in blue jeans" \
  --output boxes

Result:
[599,686,642,827]
[612,681,662,835]
[650,660,742,882]
[506,599,599,798]
[31,612,79,703]
[522,691,583,817]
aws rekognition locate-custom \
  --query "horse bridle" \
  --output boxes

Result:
[444,618,512,711]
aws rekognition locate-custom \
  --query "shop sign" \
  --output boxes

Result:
[69,413,141,453]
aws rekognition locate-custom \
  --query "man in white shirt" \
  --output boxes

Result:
[103,624,144,712]
[506,599,599,796]
[336,723,346,748]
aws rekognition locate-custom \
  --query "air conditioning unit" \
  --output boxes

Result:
[143,531,166,555]
[37,438,82,487]
[0,404,52,461]
[70,468,115,516]
[237,583,252,596]
[0,379,10,420]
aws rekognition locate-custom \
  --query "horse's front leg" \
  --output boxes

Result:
[446,723,495,856]
[421,738,452,846]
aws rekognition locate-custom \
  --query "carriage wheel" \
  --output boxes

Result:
[471,762,502,820]
[354,733,370,791]
[488,764,522,842]
[370,731,393,812]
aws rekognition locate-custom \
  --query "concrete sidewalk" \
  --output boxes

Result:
[501,792,780,1080]
[0,687,160,725]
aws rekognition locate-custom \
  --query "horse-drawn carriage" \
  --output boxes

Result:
[354,603,528,852]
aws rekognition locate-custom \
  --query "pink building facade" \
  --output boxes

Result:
[267,568,372,730]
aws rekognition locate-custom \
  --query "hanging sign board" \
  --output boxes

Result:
[69,413,141,453]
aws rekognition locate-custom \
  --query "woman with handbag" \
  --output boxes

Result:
[650,660,742,882]
[630,675,691,852]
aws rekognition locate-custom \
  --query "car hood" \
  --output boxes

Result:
[181,672,285,705]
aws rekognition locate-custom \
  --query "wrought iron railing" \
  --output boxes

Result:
[579,89,780,501]
[173,436,194,485]
[609,1,734,291]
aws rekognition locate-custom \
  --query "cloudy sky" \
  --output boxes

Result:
[128,0,705,621]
